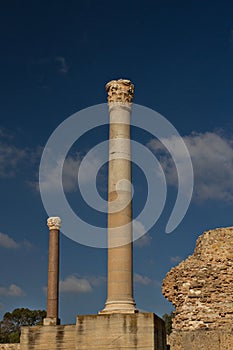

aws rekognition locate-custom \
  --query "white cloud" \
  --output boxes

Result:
[133,220,152,247]
[22,239,34,250]
[133,220,147,239]
[37,56,69,77]
[38,154,79,192]
[39,151,107,193]
[0,232,33,250]
[59,275,92,293]
[77,154,106,187]
[0,232,19,249]
[148,131,233,202]
[0,128,40,180]
[170,256,183,264]
[134,233,152,247]
[0,284,25,297]
[0,143,27,177]
[43,274,106,295]
[134,273,152,286]
[62,154,81,191]
[87,275,106,287]
[38,154,80,192]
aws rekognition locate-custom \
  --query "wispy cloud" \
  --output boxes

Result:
[133,220,145,237]
[38,154,80,193]
[0,128,40,179]
[148,131,233,202]
[39,151,107,193]
[134,273,152,286]
[38,153,81,193]
[170,256,183,264]
[0,143,27,178]
[86,275,106,287]
[0,126,106,196]
[22,239,34,250]
[0,232,19,249]
[59,275,92,293]
[134,233,152,248]
[0,284,25,297]
[133,220,152,247]
[37,56,69,80]
[0,232,34,250]
[43,274,106,294]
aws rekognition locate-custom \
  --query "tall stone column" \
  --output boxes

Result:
[100,79,137,314]
[43,216,61,326]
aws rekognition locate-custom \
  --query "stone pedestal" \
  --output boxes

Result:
[76,313,166,350]
[20,313,166,350]
[20,325,76,350]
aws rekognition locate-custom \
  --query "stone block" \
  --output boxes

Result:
[168,329,233,350]
[76,312,166,349]
[20,324,76,350]
[20,313,166,349]
[43,317,60,326]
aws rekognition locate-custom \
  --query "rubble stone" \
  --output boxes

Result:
[162,226,233,331]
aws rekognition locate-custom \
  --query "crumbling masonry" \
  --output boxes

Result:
[163,226,233,331]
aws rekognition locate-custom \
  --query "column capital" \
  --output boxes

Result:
[47,217,61,230]
[106,79,134,104]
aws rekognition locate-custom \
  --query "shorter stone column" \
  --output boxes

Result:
[43,217,61,326]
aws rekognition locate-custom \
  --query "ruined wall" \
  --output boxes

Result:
[0,345,20,350]
[168,330,233,350]
[162,226,233,331]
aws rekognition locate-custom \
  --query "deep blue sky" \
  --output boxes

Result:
[0,0,233,324]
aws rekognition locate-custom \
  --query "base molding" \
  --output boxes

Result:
[99,300,138,314]
[43,317,60,326]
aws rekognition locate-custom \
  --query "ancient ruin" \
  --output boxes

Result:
[19,79,166,350]
[163,226,233,349]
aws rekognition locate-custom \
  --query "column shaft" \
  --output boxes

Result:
[44,216,61,325]
[100,79,137,314]
[47,228,59,318]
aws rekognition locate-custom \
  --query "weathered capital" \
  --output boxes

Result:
[47,217,61,230]
[106,79,134,104]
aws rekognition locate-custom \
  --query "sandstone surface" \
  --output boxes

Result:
[162,226,233,331]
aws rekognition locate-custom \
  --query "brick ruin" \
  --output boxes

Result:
[162,226,233,331]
